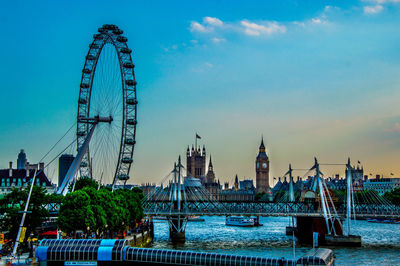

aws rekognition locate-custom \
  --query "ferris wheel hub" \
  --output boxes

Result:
[78,115,113,124]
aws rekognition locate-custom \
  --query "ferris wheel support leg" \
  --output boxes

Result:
[57,124,97,195]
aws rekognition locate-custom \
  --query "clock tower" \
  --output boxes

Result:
[255,137,270,193]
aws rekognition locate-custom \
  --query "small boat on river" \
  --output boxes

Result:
[225,216,255,227]
[367,218,400,224]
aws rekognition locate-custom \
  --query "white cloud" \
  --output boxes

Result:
[204,17,223,27]
[311,18,322,24]
[190,21,210,33]
[211,37,226,43]
[293,16,329,28]
[364,4,384,13]
[363,0,400,3]
[362,0,400,14]
[293,21,306,27]
[292,4,335,27]
[385,122,400,133]
[190,17,224,33]
[204,62,213,68]
[240,20,286,36]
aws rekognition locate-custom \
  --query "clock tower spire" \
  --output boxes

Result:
[255,136,270,193]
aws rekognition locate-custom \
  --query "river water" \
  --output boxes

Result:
[150,216,400,265]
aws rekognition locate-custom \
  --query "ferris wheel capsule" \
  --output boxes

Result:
[126,119,137,125]
[122,158,134,164]
[123,62,134,68]
[117,174,130,181]
[125,139,136,145]
[113,29,123,35]
[86,55,96,60]
[120,48,132,54]
[117,36,128,43]
[94,34,103,40]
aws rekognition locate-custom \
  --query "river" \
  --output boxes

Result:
[150,216,400,265]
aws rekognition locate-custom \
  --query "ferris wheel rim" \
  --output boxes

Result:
[76,24,137,187]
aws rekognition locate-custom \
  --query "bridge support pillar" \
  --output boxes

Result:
[167,215,187,243]
[295,216,343,245]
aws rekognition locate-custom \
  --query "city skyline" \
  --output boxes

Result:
[1,0,400,185]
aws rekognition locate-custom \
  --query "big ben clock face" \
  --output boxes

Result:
[262,162,267,168]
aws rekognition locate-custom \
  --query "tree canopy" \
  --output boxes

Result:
[57,179,144,236]
[0,186,50,241]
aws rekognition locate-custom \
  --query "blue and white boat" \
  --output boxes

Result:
[225,216,255,227]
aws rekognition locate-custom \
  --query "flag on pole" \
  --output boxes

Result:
[196,133,201,139]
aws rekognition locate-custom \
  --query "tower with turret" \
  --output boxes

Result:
[205,156,216,184]
[255,137,270,193]
[186,145,206,183]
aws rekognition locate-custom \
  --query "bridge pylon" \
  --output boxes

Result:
[167,157,188,243]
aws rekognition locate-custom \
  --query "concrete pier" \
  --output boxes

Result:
[168,215,186,243]
[296,216,361,246]
[296,216,343,245]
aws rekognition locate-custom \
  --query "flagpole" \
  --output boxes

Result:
[195,133,197,151]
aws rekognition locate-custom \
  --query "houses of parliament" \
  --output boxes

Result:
[184,137,270,200]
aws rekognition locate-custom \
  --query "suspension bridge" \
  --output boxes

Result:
[143,156,400,244]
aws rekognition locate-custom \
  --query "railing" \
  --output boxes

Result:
[144,202,400,219]
[43,201,400,219]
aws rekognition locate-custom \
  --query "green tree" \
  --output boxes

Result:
[45,192,64,204]
[113,189,144,226]
[0,186,49,241]
[131,187,144,200]
[96,188,128,233]
[57,185,144,237]
[81,187,107,235]
[57,190,96,235]
[68,177,99,192]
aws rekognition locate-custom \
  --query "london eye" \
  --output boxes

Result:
[75,24,137,189]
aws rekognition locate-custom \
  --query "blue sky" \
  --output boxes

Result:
[0,0,399,185]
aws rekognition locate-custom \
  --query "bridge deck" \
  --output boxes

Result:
[145,211,400,219]
[144,202,400,219]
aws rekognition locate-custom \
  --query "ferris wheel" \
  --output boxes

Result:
[76,24,137,188]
